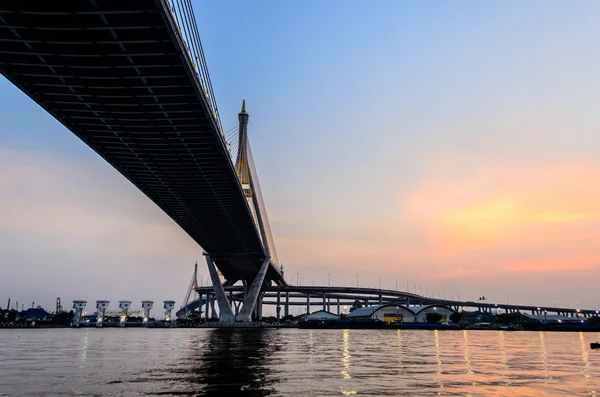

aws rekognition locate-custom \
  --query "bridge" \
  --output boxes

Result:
[178,284,599,321]
[2,2,597,324]
[0,0,282,321]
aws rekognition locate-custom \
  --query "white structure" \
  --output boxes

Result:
[305,310,340,321]
[141,300,154,326]
[412,305,455,323]
[95,300,110,328]
[72,300,87,327]
[347,304,456,323]
[118,300,132,327]
[348,304,416,323]
[164,300,175,323]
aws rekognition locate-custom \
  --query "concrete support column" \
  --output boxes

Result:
[379,294,383,305]
[205,253,235,322]
[205,293,211,320]
[337,298,340,315]
[198,293,203,318]
[327,297,331,313]
[257,292,264,320]
[322,294,326,311]
[238,257,271,322]
[306,294,310,315]
[285,292,289,318]
[276,292,281,321]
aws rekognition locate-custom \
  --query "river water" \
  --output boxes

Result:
[0,328,599,396]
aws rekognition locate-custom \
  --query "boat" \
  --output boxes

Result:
[591,342,600,349]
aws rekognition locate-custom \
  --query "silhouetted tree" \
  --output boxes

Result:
[496,313,520,325]
[426,313,444,323]
[449,312,462,324]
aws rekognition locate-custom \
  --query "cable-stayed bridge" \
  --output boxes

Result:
[0,0,282,321]
[2,2,597,323]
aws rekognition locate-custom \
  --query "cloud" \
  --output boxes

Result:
[404,157,600,275]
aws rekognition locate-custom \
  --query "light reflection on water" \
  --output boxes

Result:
[0,329,599,396]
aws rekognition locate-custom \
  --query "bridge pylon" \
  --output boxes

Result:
[203,101,282,322]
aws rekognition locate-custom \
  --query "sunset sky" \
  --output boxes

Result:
[1,1,599,313]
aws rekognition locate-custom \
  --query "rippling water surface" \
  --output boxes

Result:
[1,328,599,396]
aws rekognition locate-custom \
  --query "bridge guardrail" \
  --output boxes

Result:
[165,0,224,136]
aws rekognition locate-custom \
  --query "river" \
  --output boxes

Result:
[0,328,598,396]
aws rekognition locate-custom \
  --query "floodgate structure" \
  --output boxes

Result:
[1,1,597,323]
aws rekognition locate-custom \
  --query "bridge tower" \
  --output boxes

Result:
[203,100,281,322]
[180,263,199,320]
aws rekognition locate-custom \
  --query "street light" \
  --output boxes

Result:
[356,275,359,288]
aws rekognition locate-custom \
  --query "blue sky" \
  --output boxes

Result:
[1,1,600,313]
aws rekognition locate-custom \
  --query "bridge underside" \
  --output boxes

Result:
[0,1,281,283]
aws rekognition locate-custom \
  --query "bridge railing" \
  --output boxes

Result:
[164,0,224,135]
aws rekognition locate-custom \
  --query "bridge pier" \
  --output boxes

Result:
[198,292,202,318]
[210,294,216,319]
[205,254,235,322]
[337,298,340,315]
[306,294,310,314]
[276,292,281,321]
[237,257,271,322]
[322,294,327,311]
[285,292,290,318]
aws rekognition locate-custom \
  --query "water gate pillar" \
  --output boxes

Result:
[141,300,154,326]
[72,300,87,327]
[118,301,132,327]
[163,300,175,325]
[95,300,110,328]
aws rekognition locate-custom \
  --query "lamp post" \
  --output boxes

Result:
[356,275,359,288]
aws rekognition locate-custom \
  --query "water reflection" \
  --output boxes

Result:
[434,330,444,392]
[340,329,351,380]
[497,331,510,386]
[463,330,474,377]
[539,331,549,383]
[339,329,356,396]
[2,329,600,396]
[180,329,280,396]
